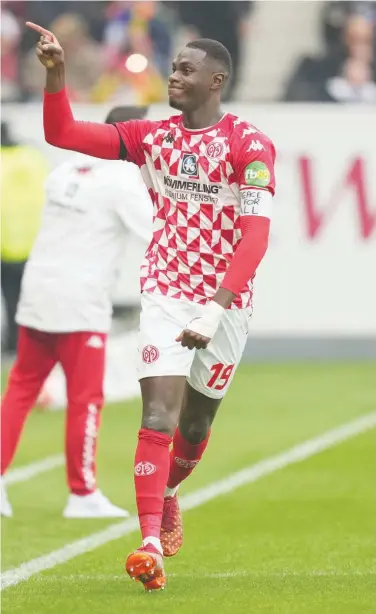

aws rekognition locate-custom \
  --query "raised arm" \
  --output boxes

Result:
[26,22,123,160]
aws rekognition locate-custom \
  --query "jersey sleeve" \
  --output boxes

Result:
[114,120,155,167]
[231,131,276,221]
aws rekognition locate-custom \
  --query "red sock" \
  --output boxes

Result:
[134,428,171,541]
[167,428,210,489]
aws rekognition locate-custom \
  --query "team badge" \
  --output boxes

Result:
[206,141,223,159]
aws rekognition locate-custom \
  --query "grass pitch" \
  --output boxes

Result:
[2,362,376,613]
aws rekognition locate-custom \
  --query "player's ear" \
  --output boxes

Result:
[211,72,226,91]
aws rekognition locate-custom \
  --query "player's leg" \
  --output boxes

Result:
[126,292,196,590]
[57,331,128,518]
[167,383,220,489]
[1,326,57,516]
[160,383,220,556]
[161,306,251,556]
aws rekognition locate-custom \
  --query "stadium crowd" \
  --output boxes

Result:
[283,1,376,103]
[3,1,374,105]
[1,0,254,104]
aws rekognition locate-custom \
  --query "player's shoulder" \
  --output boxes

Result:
[224,113,274,150]
[147,114,182,134]
[131,115,181,144]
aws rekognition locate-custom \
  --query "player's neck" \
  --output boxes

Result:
[182,106,223,131]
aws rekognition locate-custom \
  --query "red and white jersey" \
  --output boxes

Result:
[116,113,276,309]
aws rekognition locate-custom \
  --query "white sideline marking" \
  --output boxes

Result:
[5,454,64,485]
[2,411,376,591]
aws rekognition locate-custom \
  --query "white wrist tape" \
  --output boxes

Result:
[186,301,225,339]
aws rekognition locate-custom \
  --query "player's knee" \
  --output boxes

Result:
[180,415,211,445]
[141,399,179,436]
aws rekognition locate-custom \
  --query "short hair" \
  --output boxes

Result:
[186,38,232,77]
[105,106,148,124]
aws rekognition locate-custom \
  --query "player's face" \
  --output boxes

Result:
[168,47,223,112]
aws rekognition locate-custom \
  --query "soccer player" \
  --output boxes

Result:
[26,22,276,590]
[0,105,153,519]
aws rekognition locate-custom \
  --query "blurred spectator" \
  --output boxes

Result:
[282,6,376,102]
[322,1,376,51]
[1,122,50,354]
[1,8,22,102]
[20,1,107,52]
[92,1,173,104]
[170,1,254,100]
[324,55,376,102]
[22,13,104,102]
[103,1,173,76]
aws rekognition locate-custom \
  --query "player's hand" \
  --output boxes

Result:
[26,22,64,69]
[176,326,210,351]
[176,301,225,350]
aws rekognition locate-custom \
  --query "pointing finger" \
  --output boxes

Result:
[25,21,54,41]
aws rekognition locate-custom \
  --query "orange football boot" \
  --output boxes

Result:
[125,545,166,592]
[161,495,183,557]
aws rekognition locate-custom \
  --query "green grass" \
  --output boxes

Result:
[2,362,376,613]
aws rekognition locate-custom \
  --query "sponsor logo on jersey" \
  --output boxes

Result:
[247,140,265,152]
[181,153,199,178]
[164,176,221,205]
[164,176,220,194]
[244,161,270,187]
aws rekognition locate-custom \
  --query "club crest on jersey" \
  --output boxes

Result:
[180,153,199,178]
[206,141,224,159]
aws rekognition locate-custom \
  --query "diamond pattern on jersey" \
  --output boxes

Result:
[136,114,272,309]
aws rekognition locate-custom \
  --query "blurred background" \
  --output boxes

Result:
[1,1,376,403]
[2,0,376,105]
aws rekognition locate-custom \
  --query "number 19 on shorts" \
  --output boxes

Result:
[207,363,235,391]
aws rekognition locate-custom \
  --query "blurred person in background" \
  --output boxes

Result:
[103,1,173,77]
[1,8,22,102]
[0,107,153,519]
[21,1,107,53]
[323,53,376,103]
[170,1,254,99]
[283,6,376,102]
[92,1,173,104]
[1,121,49,355]
[321,0,376,51]
[22,13,104,101]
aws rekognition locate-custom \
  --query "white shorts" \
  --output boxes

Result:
[137,292,251,400]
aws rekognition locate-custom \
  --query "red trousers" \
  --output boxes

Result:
[1,326,106,495]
